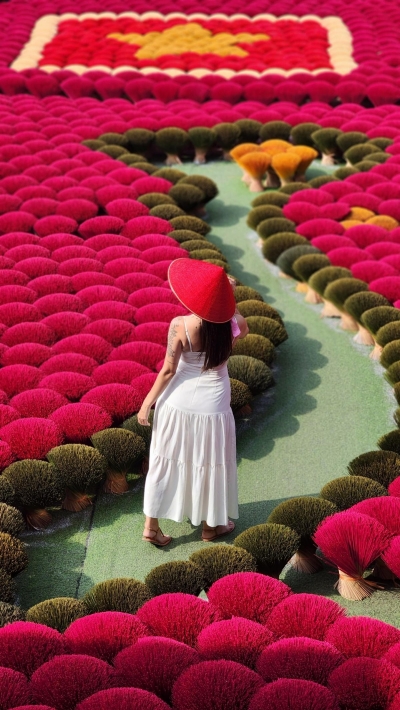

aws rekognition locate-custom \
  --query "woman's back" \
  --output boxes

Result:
[182,314,203,353]
[153,315,232,415]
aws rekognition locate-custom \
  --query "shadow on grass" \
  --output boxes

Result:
[155,496,295,549]
[17,522,93,609]
[209,236,277,307]
[206,198,249,227]
[237,321,328,461]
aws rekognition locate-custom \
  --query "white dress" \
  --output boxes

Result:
[143,318,238,527]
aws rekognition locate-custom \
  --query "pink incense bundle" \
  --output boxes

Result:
[350,497,400,535]
[385,640,400,669]
[266,594,344,641]
[0,621,66,677]
[382,536,400,579]
[328,657,400,710]
[389,476,400,497]
[0,667,30,709]
[313,511,392,600]
[350,496,400,580]
[325,616,400,659]
[137,593,224,647]
[197,617,274,669]
[249,678,340,710]
[76,687,171,710]
[113,637,200,704]
[30,654,115,708]
[256,637,344,685]
[172,659,265,710]
[387,693,400,709]
[283,202,320,224]
[206,572,291,625]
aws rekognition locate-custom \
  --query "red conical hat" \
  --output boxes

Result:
[168,258,236,323]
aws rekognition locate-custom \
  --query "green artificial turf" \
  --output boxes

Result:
[16,161,400,625]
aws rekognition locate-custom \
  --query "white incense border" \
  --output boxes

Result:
[11,12,357,77]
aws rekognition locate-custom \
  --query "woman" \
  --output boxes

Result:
[137,258,249,546]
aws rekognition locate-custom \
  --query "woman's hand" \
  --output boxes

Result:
[235,312,249,339]
[137,404,151,426]
[228,276,237,292]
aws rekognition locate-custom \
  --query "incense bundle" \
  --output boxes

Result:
[237,152,271,193]
[230,143,260,184]
[313,511,392,601]
[271,153,302,187]
[288,146,319,182]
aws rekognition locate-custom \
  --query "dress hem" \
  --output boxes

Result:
[142,509,239,527]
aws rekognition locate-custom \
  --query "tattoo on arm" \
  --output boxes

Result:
[167,318,180,358]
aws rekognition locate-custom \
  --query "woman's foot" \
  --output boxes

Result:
[201,520,235,542]
[142,527,172,547]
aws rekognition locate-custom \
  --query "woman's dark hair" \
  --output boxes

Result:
[200,319,233,371]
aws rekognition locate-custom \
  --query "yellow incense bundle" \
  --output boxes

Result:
[340,219,364,229]
[237,151,271,192]
[260,139,291,155]
[238,151,271,178]
[348,207,376,222]
[366,215,399,230]
[271,153,301,186]
[230,143,261,185]
[260,141,291,186]
[287,145,318,181]
[229,143,260,161]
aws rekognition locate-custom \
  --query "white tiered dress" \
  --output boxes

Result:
[143,318,238,527]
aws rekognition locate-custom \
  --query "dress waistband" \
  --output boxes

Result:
[179,351,227,372]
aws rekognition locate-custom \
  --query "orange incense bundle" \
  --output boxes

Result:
[237,152,271,192]
[230,143,260,161]
[340,219,364,229]
[366,215,399,230]
[259,140,291,187]
[287,146,318,181]
[230,143,261,185]
[260,139,291,156]
[347,207,376,222]
[271,153,301,187]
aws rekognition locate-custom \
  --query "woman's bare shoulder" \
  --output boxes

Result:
[169,315,185,332]
[166,317,184,359]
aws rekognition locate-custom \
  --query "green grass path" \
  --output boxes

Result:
[17,163,400,625]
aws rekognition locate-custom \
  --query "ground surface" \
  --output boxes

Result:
[16,161,400,625]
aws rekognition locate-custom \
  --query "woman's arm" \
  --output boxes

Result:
[235,312,249,340]
[137,317,183,426]
[228,276,249,343]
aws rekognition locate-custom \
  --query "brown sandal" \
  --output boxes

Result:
[202,520,235,542]
[142,527,172,547]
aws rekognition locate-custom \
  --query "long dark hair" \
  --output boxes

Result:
[200,319,233,371]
